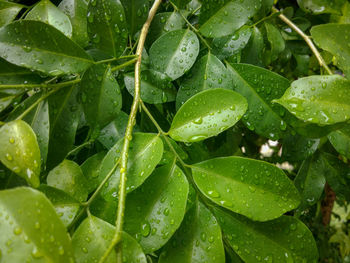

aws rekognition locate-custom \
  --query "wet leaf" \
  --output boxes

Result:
[282,133,320,162]
[241,26,264,66]
[264,22,285,63]
[297,0,344,14]
[120,0,149,36]
[328,124,350,159]
[80,151,106,194]
[169,89,247,142]
[0,1,23,28]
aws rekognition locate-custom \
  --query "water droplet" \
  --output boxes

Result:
[141,221,150,237]
[207,190,220,198]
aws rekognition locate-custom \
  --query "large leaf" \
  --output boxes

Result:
[87,0,128,57]
[47,84,80,169]
[124,162,189,253]
[0,20,93,76]
[80,151,106,194]
[176,53,233,109]
[192,156,300,221]
[214,208,319,262]
[227,63,290,140]
[120,0,149,36]
[25,0,72,38]
[149,29,199,80]
[0,120,41,188]
[0,0,23,28]
[100,133,163,201]
[72,216,147,263]
[159,201,225,263]
[89,195,117,225]
[0,187,74,262]
[58,0,89,47]
[81,64,122,129]
[198,0,261,38]
[328,124,350,159]
[46,159,88,202]
[274,75,350,125]
[169,89,247,142]
[311,23,350,78]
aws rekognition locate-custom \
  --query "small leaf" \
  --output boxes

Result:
[72,216,147,263]
[87,0,128,57]
[124,70,177,104]
[149,28,199,80]
[0,187,75,262]
[274,75,350,125]
[25,0,73,38]
[81,64,122,128]
[214,207,319,262]
[58,0,89,47]
[264,22,285,63]
[169,89,247,142]
[0,20,93,76]
[176,53,233,109]
[0,120,41,188]
[0,0,23,27]
[81,151,106,194]
[159,200,225,263]
[198,0,261,38]
[120,0,149,36]
[47,159,88,202]
[171,0,191,9]
[241,26,264,66]
[124,162,189,253]
[282,133,319,162]
[227,63,290,140]
[100,133,163,201]
[311,23,350,78]
[328,124,350,159]
[39,185,80,227]
[192,156,300,221]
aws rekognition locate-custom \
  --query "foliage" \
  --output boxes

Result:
[1,0,350,262]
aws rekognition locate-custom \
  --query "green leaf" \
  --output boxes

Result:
[264,22,285,63]
[274,75,350,125]
[0,94,14,113]
[282,134,320,162]
[172,0,191,9]
[297,0,344,14]
[0,0,23,28]
[72,216,147,263]
[0,187,75,262]
[176,53,233,109]
[47,84,80,169]
[124,162,189,253]
[89,195,117,224]
[241,26,264,66]
[47,159,88,202]
[311,23,350,78]
[87,0,128,57]
[159,200,225,263]
[192,156,300,221]
[214,208,319,262]
[294,152,326,210]
[212,26,252,60]
[149,29,199,80]
[81,151,106,194]
[0,120,41,188]
[124,70,177,104]
[0,20,93,76]
[198,0,261,38]
[328,125,350,159]
[227,63,290,140]
[81,64,122,128]
[25,0,73,38]
[39,185,80,227]
[100,133,163,201]
[169,89,247,142]
[120,0,149,36]
[58,0,89,47]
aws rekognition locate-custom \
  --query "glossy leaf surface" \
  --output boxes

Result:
[25,0,72,37]
[0,1,23,28]
[47,159,88,202]
[274,75,350,125]
[124,162,189,253]
[100,133,163,200]
[149,29,199,80]
[0,20,92,76]
[81,151,106,194]
[328,125,350,159]
[176,53,232,109]
[192,157,300,221]
[0,187,74,262]
[241,26,264,66]
[159,201,225,263]
[214,208,319,262]
[169,89,247,142]
[198,0,261,38]
[0,120,41,187]
[298,0,343,14]
[120,0,149,36]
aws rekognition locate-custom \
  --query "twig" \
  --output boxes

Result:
[0,77,81,90]
[272,7,332,75]
[110,57,138,72]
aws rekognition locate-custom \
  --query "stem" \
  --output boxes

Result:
[66,141,93,157]
[0,77,81,90]
[99,1,163,262]
[110,57,138,72]
[95,55,138,64]
[272,7,332,75]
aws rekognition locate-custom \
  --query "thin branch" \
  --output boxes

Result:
[0,77,81,90]
[272,7,332,75]
[99,1,163,262]
[95,55,138,64]
[110,57,138,72]
[66,141,93,157]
